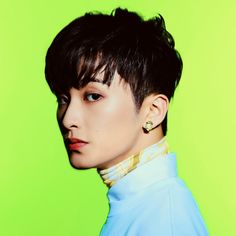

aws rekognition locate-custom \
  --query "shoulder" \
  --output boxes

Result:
[138,177,209,236]
[164,178,209,235]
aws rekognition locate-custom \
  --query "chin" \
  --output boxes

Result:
[69,161,91,170]
[68,154,95,170]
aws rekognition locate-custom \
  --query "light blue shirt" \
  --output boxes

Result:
[99,153,209,235]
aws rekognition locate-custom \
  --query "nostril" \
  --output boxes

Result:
[70,124,78,128]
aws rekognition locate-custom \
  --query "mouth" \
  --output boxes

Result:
[65,138,88,151]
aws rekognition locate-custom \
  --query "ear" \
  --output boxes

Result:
[142,94,169,131]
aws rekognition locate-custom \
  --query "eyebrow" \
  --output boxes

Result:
[87,78,107,85]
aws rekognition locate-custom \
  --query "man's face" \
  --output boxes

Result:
[56,71,145,170]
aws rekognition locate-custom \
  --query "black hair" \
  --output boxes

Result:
[45,8,183,135]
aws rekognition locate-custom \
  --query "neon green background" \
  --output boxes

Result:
[1,0,236,235]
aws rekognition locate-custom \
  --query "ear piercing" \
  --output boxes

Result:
[144,121,153,132]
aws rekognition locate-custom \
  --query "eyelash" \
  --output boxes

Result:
[57,95,68,105]
[56,92,102,105]
[84,92,103,102]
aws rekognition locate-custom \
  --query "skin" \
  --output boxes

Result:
[56,70,169,170]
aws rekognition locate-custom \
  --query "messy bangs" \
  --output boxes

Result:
[45,46,118,96]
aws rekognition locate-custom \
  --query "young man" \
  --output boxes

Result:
[45,8,209,235]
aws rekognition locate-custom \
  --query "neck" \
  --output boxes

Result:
[97,136,169,188]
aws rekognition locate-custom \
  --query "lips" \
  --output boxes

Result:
[65,138,88,151]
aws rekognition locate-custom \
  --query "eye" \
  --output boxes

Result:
[56,95,69,105]
[85,93,102,102]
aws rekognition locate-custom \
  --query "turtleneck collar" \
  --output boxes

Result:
[97,136,170,188]
[99,138,178,217]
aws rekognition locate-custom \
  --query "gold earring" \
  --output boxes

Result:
[144,121,153,132]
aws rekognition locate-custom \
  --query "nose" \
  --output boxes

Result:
[60,98,83,131]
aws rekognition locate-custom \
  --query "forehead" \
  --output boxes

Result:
[86,70,132,94]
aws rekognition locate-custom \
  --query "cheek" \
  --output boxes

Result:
[56,106,67,126]
[88,99,139,141]
[56,107,63,120]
